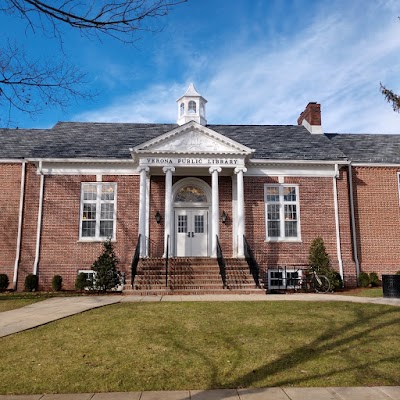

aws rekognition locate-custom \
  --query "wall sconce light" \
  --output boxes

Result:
[155,211,162,224]
[221,210,228,224]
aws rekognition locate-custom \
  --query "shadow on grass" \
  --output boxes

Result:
[172,305,400,400]
[226,306,400,389]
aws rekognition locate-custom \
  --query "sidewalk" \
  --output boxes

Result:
[0,386,400,399]
[1,293,400,338]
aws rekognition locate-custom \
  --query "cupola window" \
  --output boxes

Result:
[180,102,184,116]
[200,102,205,117]
[188,100,196,114]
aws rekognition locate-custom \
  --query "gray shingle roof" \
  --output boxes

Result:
[326,133,400,163]
[0,122,350,162]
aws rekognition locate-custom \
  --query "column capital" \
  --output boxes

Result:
[162,166,176,174]
[209,166,222,174]
[234,167,247,174]
[137,166,150,174]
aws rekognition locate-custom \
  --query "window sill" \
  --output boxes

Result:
[78,238,116,243]
[265,238,302,243]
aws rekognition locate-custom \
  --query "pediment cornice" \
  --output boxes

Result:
[130,121,254,158]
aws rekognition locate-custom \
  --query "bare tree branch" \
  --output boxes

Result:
[0,41,92,126]
[2,0,187,42]
[381,83,400,113]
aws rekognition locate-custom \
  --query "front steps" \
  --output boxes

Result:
[123,257,266,295]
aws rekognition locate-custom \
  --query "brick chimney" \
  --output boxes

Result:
[297,102,323,134]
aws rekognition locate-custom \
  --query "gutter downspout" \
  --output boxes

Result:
[333,164,344,282]
[13,161,26,290]
[33,161,44,276]
[348,163,360,279]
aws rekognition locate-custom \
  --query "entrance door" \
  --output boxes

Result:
[175,209,208,257]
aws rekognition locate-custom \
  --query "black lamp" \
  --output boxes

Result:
[155,211,162,224]
[221,210,228,224]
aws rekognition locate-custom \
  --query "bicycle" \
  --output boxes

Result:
[298,267,331,293]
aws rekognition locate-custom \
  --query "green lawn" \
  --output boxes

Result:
[0,292,82,312]
[0,301,399,394]
[0,293,52,312]
[343,288,383,297]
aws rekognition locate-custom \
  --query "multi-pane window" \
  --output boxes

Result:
[80,183,117,240]
[188,100,196,114]
[265,184,300,240]
[268,269,302,290]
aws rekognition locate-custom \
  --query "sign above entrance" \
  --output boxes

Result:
[139,157,245,167]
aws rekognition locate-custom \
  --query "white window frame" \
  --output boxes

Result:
[79,182,117,241]
[264,184,301,242]
[268,268,302,290]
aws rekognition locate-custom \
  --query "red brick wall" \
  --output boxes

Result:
[243,174,355,285]
[0,163,23,288]
[36,175,139,290]
[352,167,400,277]
[11,167,362,290]
[149,176,165,257]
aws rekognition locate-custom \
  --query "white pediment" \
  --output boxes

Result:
[132,121,254,155]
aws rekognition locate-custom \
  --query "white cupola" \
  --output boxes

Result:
[176,83,207,126]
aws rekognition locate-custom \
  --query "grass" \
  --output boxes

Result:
[0,293,52,312]
[342,287,383,297]
[0,292,83,312]
[0,301,399,394]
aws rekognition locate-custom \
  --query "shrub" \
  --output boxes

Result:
[358,272,370,288]
[309,237,341,290]
[75,272,92,291]
[92,238,120,292]
[0,274,9,291]
[52,275,63,291]
[369,272,380,287]
[24,274,39,292]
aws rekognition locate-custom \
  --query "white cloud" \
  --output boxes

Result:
[75,1,400,134]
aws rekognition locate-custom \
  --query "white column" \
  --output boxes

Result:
[163,166,175,257]
[209,167,222,257]
[235,167,247,258]
[138,166,149,257]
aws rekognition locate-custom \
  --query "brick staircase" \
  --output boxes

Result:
[122,257,266,295]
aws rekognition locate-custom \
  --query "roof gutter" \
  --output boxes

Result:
[249,159,350,166]
[26,158,133,163]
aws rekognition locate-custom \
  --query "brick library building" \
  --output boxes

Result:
[1,84,399,293]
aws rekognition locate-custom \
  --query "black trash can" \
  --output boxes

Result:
[382,275,400,298]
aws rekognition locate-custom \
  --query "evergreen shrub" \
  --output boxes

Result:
[358,272,370,288]
[52,275,63,291]
[24,274,39,292]
[369,272,380,287]
[75,272,91,291]
[0,274,9,291]
[92,238,120,292]
[309,237,341,290]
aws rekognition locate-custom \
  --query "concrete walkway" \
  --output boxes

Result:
[0,386,400,399]
[1,293,400,338]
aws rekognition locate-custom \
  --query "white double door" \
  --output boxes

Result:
[175,208,209,257]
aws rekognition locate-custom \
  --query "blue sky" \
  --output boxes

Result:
[2,0,400,133]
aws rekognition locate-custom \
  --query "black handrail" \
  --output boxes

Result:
[243,235,261,288]
[131,234,141,286]
[165,234,170,288]
[216,235,227,289]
